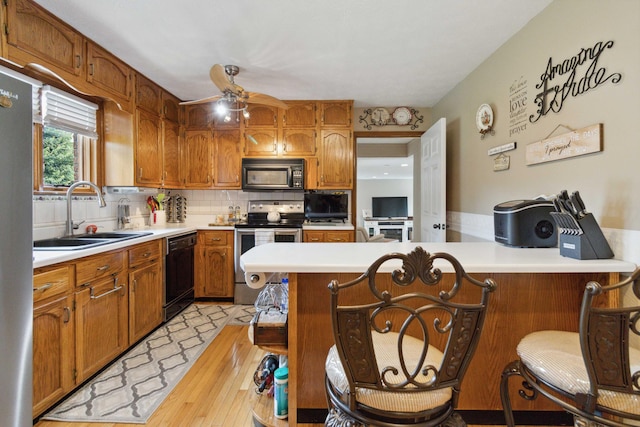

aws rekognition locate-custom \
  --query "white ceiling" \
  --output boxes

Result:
[33,0,552,108]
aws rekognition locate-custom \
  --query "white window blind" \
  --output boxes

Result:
[42,85,98,138]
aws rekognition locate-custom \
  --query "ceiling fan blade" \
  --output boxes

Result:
[179,94,222,105]
[246,92,289,109]
[209,64,238,94]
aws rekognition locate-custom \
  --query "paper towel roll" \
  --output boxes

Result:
[244,272,275,289]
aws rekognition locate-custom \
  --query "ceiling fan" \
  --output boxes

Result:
[180,64,288,121]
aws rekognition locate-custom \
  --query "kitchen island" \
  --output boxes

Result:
[240,241,636,424]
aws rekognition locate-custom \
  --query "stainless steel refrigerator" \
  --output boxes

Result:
[0,68,34,426]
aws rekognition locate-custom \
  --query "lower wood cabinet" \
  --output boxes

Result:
[74,270,129,384]
[128,239,163,343]
[195,230,234,298]
[32,238,165,418]
[303,230,353,242]
[33,294,74,418]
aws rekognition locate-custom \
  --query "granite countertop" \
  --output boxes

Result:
[240,241,636,275]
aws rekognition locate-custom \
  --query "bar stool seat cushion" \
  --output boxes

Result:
[325,331,452,413]
[517,330,640,415]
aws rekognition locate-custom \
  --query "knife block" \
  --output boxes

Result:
[558,213,614,260]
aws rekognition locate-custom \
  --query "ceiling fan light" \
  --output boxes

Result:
[242,108,250,119]
[216,100,228,115]
[224,113,232,122]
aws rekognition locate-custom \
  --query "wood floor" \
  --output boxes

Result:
[33,306,509,427]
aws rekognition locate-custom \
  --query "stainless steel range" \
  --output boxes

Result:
[234,200,304,304]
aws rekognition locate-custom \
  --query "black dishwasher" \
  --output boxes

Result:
[164,232,196,322]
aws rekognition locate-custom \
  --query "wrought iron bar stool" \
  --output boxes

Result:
[501,268,640,427]
[324,246,497,427]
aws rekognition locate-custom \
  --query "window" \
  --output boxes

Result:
[35,85,99,191]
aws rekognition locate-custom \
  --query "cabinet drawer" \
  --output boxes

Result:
[129,239,162,269]
[76,250,125,286]
[199,230,230,246]
[33,265,73,303]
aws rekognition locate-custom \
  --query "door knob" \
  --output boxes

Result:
[433,223,446,229]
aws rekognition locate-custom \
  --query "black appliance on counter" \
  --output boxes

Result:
[304,192,348,222]
[234,200,304,304]
[494,199,557,247]
[164,232,196,321]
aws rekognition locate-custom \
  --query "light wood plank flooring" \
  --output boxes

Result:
[34,306,508,427]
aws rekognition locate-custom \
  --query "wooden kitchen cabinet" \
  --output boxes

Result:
[32,264,74,418]
[244,128,278,156]
[183,129,213,188]
[283,101,317,127]
[185,104,213,129]
[74,249,128,383]
[303,230,353,242]
[85,41,133,111]
[162,119,182,188]
[317,129,353,189]
[320,101,352,127]
[244,104,278,128]
[135,108,163,186]
[195,230,234,298]
[213,129,241,188]
[136,73,162,115]
[74,271,128,383]
[282,128,316,157]
[128,239,163,343]
[5,0,83,83]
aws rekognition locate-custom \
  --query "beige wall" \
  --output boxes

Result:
[431,0,640,231]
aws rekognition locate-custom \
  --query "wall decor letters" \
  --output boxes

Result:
[529,40,622,123]
[509,76,528,137]
[525,124,602,165]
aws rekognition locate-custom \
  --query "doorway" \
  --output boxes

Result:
[354,131,422,237]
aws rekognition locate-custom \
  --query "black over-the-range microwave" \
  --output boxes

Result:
[241,158,305,191]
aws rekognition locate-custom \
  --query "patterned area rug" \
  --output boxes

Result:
[228,304,256,325]
[42,304,240,424]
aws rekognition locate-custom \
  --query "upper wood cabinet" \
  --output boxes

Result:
[185,104,213,130]
[317,129,353,189]
[162,90,182,124]
[5,0,83,82]
[135,108,163,186]
[85,41,133,110]
[244,104,278,128]
[283,101,317,127]
[136,74,162,115]
[183,129,213,188]
[320,101,352,127]
[213,129,241,188]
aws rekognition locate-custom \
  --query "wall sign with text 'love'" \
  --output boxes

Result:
[525,124,602,165]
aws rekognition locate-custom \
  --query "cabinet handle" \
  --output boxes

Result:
[142,252,152,258]
[96,264,111,272]
[90,284,124,299]
[33,282,53,292]
[210,238,222,242]
[89,63,94,76]
[75,55,82,68]
[139,168,143,179]
[133,279,137,291]
[310,237,320,242]
[63,307,71,323]
[273,142,277,152]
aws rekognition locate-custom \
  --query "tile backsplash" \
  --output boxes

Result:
[33,189,305,240]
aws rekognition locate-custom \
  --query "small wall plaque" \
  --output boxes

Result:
[525,124,602,165]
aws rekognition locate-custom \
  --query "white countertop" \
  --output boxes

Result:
[240,241,636,274]
[32,224,237,268]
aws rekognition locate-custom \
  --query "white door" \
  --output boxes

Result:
[420,118,446,242]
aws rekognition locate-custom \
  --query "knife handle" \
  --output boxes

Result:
[572,191,587,214]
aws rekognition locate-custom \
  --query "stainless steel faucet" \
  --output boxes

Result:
[65,180,107,236]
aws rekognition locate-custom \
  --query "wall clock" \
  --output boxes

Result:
[371,107,390,126]
[476,103,494,134]
[392,107,413,125]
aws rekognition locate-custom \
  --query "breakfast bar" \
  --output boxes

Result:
[241,241,636,424]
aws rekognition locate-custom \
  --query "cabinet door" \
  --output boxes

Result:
[325,230,353,242]
[282,128,316,157]
[6,0,83,82]
[213,129,241,188]
[244,104,278,128]
[75,273,128,383]
[129,261,163,343]
[283,101,316,127]
[199,246,232,297]
[86,42,133,111]
[135,108,163,186]
[162,120,182,188]
[303,231,324,243]
[318,129,353,189]
[183,129,212,188]
[185,104,212,129]
[33,295,74,418]
[162,91,182,124]
[136,73,162,115]
[320,101,352,127]
[244,128,278,156]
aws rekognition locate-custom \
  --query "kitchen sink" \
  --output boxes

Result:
[33,231,153,251]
